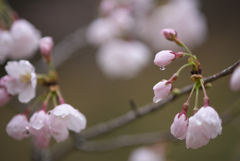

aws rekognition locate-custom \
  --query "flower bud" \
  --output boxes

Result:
[161,28,177,41]
[29,110,47,135]
[39,36,54,56]
[6,114,30,140]
[154,50,175,68]
[170,113,188,140]
[153,80,172,103]
[230,65,240,92]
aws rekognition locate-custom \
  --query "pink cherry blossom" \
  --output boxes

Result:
[230,65,240,91]
[161,28,177,40]
[154,50,177,68]
[29,110,47,135]
[170,113,188,140]
[96,39,151,79]
[39,36,54,56]
[6,114,30,140]
[153,80,172,103]
[9,19,41,60]
[186,106,222,149]
[4,60,37,103]
[50,104,86,133]
[129,147,165,161]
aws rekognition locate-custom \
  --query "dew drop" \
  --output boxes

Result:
[160,66,166,71]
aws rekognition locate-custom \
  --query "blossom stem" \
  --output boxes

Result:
[52,94,58,107]
[199,79,209,107]
[183,53,195,58]
[194,86,199,109]
[181,43,193,56]
[56,88,65,104]
[186,83,196,104]
[176,64,191,76]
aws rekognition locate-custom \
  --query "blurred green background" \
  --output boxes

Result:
[1,0,240,161]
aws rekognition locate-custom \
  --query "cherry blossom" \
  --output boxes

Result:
[8,19,41,60]
[48,104,86,142]
[39,36,54,56]
[153,80,172,103]
[170,113,188,140]
[96,39,151,79]
[29,110,47,135]
[230,65,240,91]
[6,114,30,140]
[186,106,222,149]
[5,60,37,103]
[129,147,165,161]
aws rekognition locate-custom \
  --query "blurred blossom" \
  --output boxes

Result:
[230,65,240,91]
[86,18,120,46]
[99,0,117,15]
[129,147,165,161]
[0,30,13,63]
[0,19,41,62]
[110,8,135,32]
[9,19,41,60]
[96,39,151,79]
[128,0,155,17]
[136,0,207,51]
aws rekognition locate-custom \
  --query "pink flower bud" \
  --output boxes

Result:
[154,50,178,68]
[34,132,51,149]
[230,65,240,91]
[170,113,188,140]
[6,114,30,140]
[0,75,12,87]
[186,106,222,149]
[29,110,47,135]
[153,80,172,103]
[39,36,54,56]
[161,28,177,41]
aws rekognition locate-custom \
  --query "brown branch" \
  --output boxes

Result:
[75,102,240,152]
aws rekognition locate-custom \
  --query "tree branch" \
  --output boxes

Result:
[75,100,240,152]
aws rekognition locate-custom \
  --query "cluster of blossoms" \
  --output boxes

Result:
[153,29,222,149]
[0,2,40,63]
[86,0,207,79]
[3,37,87,149]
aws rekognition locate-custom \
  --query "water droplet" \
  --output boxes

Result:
[160,66,165,71]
